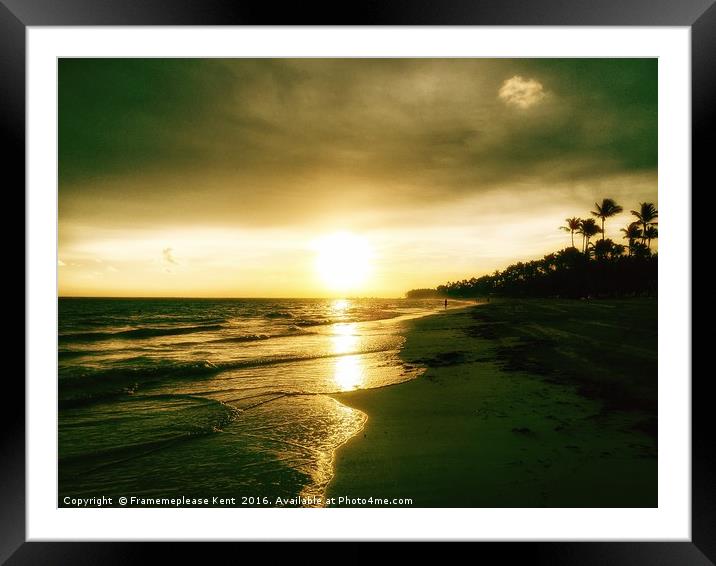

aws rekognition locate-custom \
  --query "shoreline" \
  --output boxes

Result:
[316,300,476,502]
[326,299,657,507]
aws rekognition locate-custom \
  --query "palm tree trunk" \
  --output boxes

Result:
[571,230,575,248]
[601,218,605,240]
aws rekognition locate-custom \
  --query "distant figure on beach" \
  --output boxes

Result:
[444,299,448,309]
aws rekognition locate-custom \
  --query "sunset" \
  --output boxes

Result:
[314,232,374,293]
[58,58,658,510]
[58,58,656,298]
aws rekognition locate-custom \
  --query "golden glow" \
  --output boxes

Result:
[333,356,364,392]
[331,322,365,391]
[58,60,658,299]
[314,232,373,293]
[58,173,657,298]
[331,298,349,312]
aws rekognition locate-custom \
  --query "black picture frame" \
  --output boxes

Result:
[6,0,706,561]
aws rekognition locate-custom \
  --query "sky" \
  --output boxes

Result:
[58,58,658,298]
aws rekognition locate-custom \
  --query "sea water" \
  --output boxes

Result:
[58,297,442,506]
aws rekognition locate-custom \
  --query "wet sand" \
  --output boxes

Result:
[327,300,657,507]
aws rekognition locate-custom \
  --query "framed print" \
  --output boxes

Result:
[7,0,707,561]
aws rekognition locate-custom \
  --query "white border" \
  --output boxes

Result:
[27,27,691,541]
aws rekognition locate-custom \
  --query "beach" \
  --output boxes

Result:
[57,297,447,505]
[57,297,657,507]
[327,299,657,507]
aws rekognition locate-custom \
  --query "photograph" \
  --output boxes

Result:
[57,57,658,509]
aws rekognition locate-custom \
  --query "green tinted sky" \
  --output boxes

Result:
[58,58,657,297]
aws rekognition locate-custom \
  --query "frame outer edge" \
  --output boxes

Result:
[6,0,709,561]
[0,0,715,26]
[0,0,27,565]
[692,2,716,562]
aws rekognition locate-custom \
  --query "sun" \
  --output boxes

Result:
[314,232,373,293]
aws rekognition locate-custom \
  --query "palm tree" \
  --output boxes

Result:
[578,218,601,254]
[592,238,613,260]
[560,217,582,248]
[591,198,624,240]
[612,243,626,257]
[644,225,658,250]
[620,223,643,256]
[592,238,624,260]
[630,202,658,244]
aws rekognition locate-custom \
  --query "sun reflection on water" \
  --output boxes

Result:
[331,322,365,391]
[331,298,349,312]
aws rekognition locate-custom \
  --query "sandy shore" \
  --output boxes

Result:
[327,300,657,507]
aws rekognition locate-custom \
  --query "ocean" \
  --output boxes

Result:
[58,297,444,506]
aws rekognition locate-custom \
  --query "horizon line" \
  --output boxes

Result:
[58,295,407,300]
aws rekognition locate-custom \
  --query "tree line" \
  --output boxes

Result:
[406,199,658,300]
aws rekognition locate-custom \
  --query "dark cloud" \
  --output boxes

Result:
[59,58,657,229]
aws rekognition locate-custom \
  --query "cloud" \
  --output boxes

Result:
[58,259,66,266]
[59,59,657,235]
[498,75,546,109]
[162,247,178,265]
